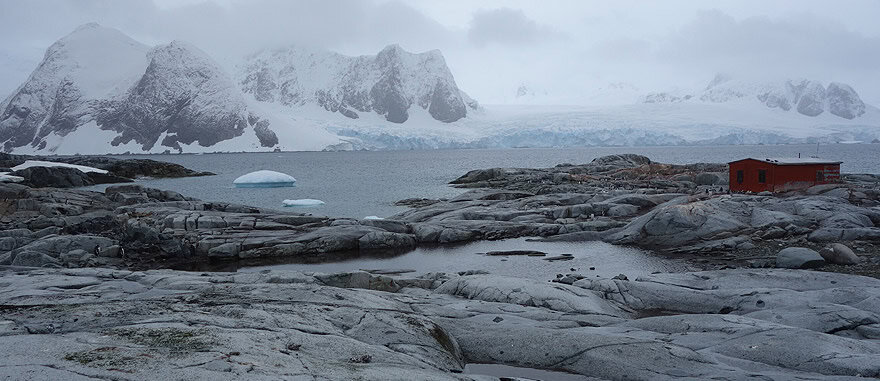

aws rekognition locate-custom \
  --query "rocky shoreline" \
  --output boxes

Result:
[2,153,878,274]
[2,153,880,379]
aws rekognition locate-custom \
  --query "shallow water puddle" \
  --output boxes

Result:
[236,238,689,280]
[464,363,596,381]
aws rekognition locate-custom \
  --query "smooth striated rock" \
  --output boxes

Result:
[1,268,879,379]
[10,250,59,267]
[776,247,825,269]
[358,231,416,250]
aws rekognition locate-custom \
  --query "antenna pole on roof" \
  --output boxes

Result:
[816,142,819,157]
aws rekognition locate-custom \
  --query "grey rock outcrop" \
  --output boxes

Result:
[11,166,132,188]
[97,41,257,150]
[2,267,880,379]
[827,82,866,119]
[0,153,214,180]
[793,80,827,116]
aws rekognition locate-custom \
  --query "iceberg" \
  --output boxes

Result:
[233,170,296,188]
[11,160,108,174]
[363,216,384,220]
[282,199,325,207]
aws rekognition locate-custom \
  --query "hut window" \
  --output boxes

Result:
[758,170,766,183]
[816,171,825,182]
[736,170,744,184]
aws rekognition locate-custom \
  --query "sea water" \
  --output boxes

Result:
[82,143,880,218]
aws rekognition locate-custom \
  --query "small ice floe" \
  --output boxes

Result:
[11,160,108,174]
[363,216,384,220]
[282,199,325,207]
[233,170,296,188]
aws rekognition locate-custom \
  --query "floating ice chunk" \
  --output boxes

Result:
[282,199,325,207]
[363,216,384,220]
[234,170,296,188]
[11,160,108,174]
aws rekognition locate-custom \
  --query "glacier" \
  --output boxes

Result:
[233,170,296,188]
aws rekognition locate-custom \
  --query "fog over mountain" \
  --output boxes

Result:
[1,1,879,154]
[1,0,879,105]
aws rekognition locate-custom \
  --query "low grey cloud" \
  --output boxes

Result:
[588,38,652,62]
[1,1,879,105]
[467,8,560,47]
[658,9,880,77]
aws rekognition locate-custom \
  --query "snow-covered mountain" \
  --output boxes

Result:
[0,23,271,154]
[238,44,478,123]
[1,24,878,155]
[0,23,150,151]
[645,74,868,120]
[0,24,478,155]
[505,81,642,106]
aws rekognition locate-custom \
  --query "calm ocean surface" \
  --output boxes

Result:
[84,143,880,218]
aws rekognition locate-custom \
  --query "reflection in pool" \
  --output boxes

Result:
[231,237,691,281]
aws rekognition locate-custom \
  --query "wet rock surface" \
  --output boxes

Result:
[396,154,880,277]
[1,267,879,380]
[2,154,880,275]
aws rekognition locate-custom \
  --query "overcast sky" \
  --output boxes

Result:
[2,0,879,105]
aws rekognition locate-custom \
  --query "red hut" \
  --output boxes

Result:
[728,158,841,193]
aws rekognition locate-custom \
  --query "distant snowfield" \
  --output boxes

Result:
[9,101,880,155]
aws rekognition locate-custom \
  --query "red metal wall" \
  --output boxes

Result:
[729,159,840,193]
[729,160,775,192]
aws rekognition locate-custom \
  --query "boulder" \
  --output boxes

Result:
[606,204,640,217]
[11,235,115,258]
[11,251,59,267]
[776,247,825,269]
[695,173,720,185]
[672,174,695,182]
[98,245,122,258]
[0,237,18,251]
[819,243,860,265]
[60,249,90,264]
